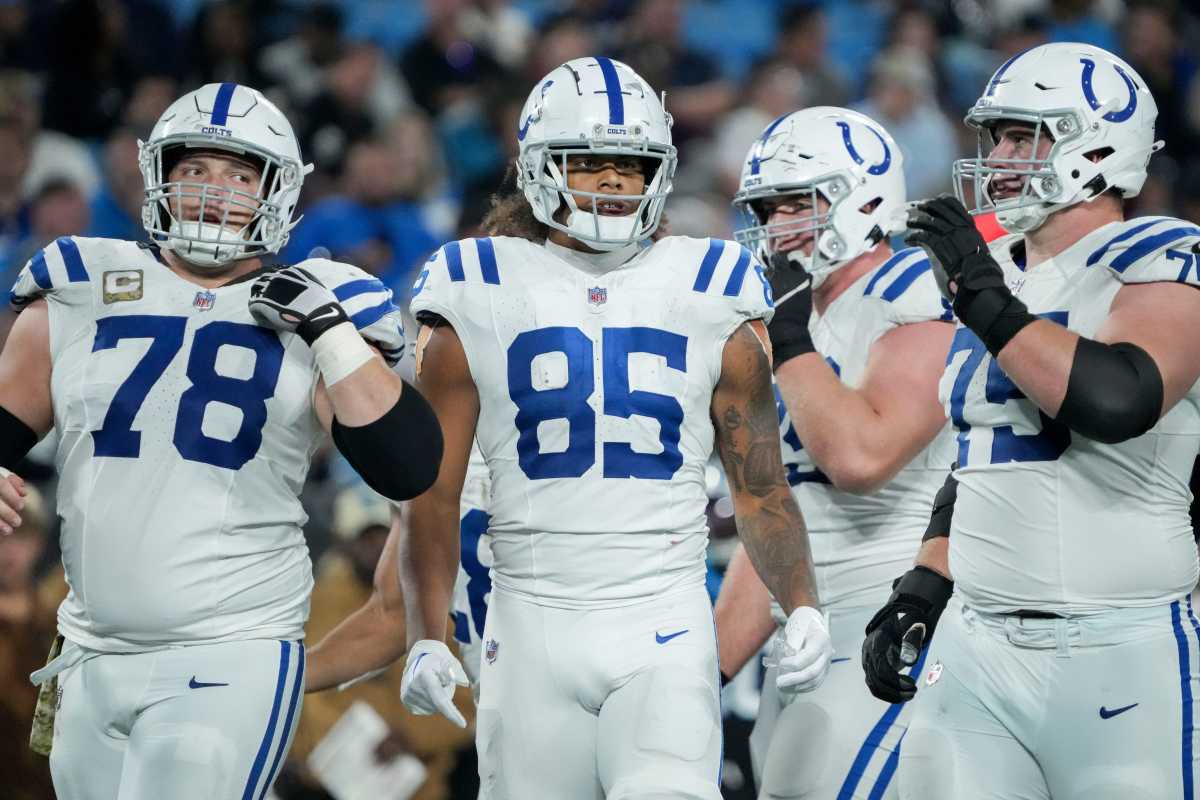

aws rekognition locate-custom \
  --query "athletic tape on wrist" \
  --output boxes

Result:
[311,322,375,386]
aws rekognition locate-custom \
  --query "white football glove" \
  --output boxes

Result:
[248,266,349,345]
[401,640,469,728]
[771,606,833,697]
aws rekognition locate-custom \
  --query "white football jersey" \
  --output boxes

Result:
[411,235,773,606]
[451,443,492,687]
[941,217,1200,614]
[777,247,957,610]
[10,236,405,651]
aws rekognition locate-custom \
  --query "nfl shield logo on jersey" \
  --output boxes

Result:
[193,290,217,311]
[587,286,607,306]
[485,638,499,664]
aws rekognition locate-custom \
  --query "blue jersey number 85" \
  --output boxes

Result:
[507,326,687,480]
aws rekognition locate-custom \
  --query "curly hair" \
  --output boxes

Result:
[481,163,549,242]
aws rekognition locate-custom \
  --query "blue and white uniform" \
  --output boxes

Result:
[753,247,956,799]
[12,236,404,800]
[411,233,772,800]
[900,217,1200,800]
[451,443,493,694]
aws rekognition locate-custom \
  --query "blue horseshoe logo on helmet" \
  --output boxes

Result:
[1079,58,1137,123]
[517,80,555,141]
[836,121,891,176]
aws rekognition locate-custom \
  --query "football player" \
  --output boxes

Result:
[397,57,832,800]
[715,107,957,799]
[861,42,1200,798]
[0,83,440,800]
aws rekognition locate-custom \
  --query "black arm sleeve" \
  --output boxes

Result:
[0,405,37,469]
[921,469,958,542]
[331,381,443,501]
[1056,339,1164,445]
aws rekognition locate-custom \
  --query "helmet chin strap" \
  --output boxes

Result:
[167,220,252,272]
[562,208,641,251]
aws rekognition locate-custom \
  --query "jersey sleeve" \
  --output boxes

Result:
[408,238,503,333]
[9,236,96,313]
[1085,216,1200,287]
[862,247,955,325]
[682,237,775,330]
[295,257,407,367]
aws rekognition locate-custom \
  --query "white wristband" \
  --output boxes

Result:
[310,321,375,386]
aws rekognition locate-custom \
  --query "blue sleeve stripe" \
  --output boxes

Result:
[1109,226,1200,274]
[863,249,919,297]
[210,82,237,126]
[692,239,725,293]
[258,643,304,800]
[350,299,400,330]
[241,641,291,800]
[444,241,465,282]
[28,249,52,290]
[333,277,387,302]
[722,245,752,296]
[56,238,89,283]
[476,237,500,285]
[595,56,624,125]
[880,258,931,302]
[1085,219,1168,267]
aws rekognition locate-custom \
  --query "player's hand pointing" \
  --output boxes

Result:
[401,640,469,728]
[772,606,833,696]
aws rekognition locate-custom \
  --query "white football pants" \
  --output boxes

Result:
[475,583,722,800]
[50,638,304,800]
[751,603,925,799]
[899,596,1200,800]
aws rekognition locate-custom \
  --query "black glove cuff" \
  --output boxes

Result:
[296,301,351,347]
[892,565,955,611]
[956,287,1036,356]
[770,329,817,370]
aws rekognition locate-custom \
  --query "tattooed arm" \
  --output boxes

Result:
[712,321,819,615]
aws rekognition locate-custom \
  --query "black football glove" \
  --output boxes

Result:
[765,252,816,369]
[905,195,1035,355]
[249,266,350,346]
[861,565,954,703]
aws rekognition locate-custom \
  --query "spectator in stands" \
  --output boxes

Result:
[854,46,957,200]
[284,119,444,300]
[524,13,598,84]
[400,0,506,115]
[122,74,179,134]
[1124,1,1200,160]
[259,3,351,110]
[0,485,62,800]
[771,3,849,108]
[21,180,90,265]
[182,0,265,88]
[615,0,734,145]
[298,42,411,184]
[460,0,534,72]
[0,115,31,280]
[88,127,145,242]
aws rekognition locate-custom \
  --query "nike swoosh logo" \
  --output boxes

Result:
[831,657,851,664]
[309,308,341,321]
[655,629,689,645]
[1099,703,1138,719]
[188,677,229,689]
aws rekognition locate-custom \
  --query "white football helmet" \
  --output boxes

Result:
[516,57,676,251]
[140,83,313,270]
[953,42,1162,234]
[733,107,906,289]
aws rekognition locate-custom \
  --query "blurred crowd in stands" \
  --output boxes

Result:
[1,0,1198,797]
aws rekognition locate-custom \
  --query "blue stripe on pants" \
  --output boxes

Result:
[259,643,305,800]
[1172,600,1194,800]
[839,647,928,799]
[241,641,291,800]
